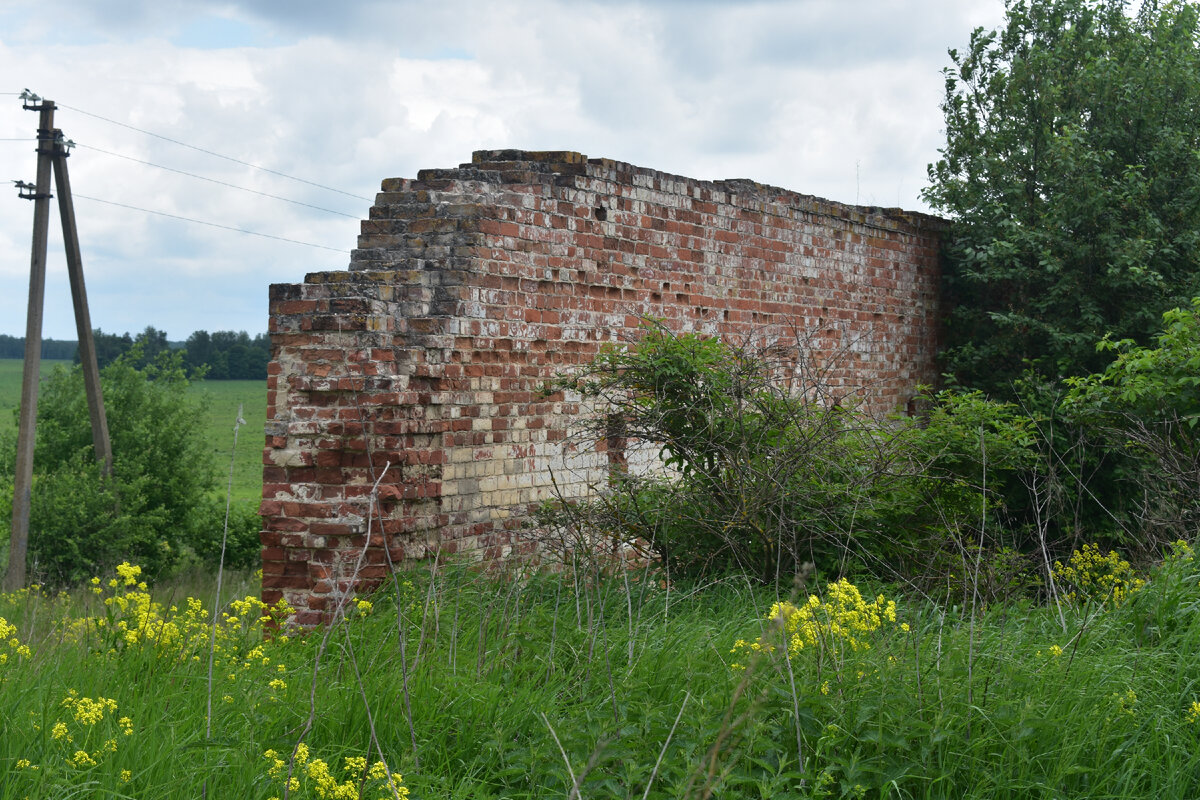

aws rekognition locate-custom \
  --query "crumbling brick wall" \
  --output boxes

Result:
[261,150,946,624]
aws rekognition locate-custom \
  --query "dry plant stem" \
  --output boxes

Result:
[341,334,420,768]
[203,404,244,800]
[475,596,493,677]
[1021,406,1069,633]
[369,471,420,772]
[547,577,562,681]
[641,692,690,800]
[781,643,806,777]
[934,607,946,711]
[572,550,582,628]
[341,623,403,800]
[449,580,461,673]
[623,563,634,665]
[599,590,620,725]
[912,621,924,711]
[286,462,391,799]
[541,712,580,800]
[966,426,987,743]
[360,464,420,772]
[412,547,442,666]
[492,569,525,673]
[1064,589,1110,676]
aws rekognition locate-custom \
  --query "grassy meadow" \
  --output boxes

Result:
[1,545,1200,798]
[3,359,1200,797]
[190,378,268,503]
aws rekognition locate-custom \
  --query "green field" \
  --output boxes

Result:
[189,379,267,503]
[0,359,72,424]
[0,359,266,502]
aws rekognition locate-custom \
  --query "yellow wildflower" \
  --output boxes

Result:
[115,562,142,587]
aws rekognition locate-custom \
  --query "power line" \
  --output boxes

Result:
[73,193,351,253]
[75,142,360,218]
[57,102,374,203]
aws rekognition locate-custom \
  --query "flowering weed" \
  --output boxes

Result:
[264,743,409,800]
[1052,543,1145,607]
[732,578,899,669]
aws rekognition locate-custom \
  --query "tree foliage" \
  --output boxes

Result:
[925,0,1200,394]
[182,330,270,380]
[1065,299,1200,533]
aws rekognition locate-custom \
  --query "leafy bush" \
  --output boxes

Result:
[0,348,217,585]
[188,498,263,571]
[550,325,910,583]
[1065,299,1200,541]
[547,324,1051,587]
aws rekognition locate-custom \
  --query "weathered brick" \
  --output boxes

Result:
[262,149,946,623]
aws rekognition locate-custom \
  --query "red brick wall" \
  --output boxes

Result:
[262,149,946,623]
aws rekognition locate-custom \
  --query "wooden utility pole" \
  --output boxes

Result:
[5,99,55,592]
[52,130,113,477]
[4,95,113,591]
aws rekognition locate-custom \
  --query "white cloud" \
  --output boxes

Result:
[0,0,1007,339]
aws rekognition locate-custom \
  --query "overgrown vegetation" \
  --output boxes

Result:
[544,294,1200,605]
[3,2,1200,796]
[1,547,1198,798]
[0,349,262,585]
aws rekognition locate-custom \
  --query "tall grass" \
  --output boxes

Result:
[2,544,1199,799]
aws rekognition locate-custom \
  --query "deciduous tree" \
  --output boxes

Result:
[925,0,1200,395]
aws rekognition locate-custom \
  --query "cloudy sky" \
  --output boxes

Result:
[0,0,1006,341]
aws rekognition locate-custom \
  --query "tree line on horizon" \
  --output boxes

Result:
[0,327,270,380]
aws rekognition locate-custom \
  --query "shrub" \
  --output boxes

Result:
[548,324,1053,587]
[551,325,918,583]
[0,348,216,585]
[188,498,263,571]
[1065,299,1200,541]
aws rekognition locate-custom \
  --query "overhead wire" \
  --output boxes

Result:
[73,193,352,253]
[74,142,360,218]
[56,102,374,202]
[7,94,362,252]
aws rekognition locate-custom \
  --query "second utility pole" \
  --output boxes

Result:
[53,130,113,478]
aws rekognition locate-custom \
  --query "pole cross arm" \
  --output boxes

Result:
[13,180,51,201]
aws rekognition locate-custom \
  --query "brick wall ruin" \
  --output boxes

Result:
[261,149,946,623]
